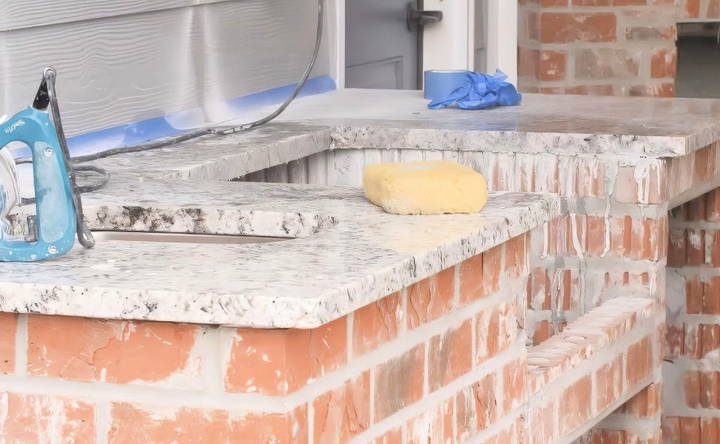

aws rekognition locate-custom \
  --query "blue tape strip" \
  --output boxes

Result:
[12,75,336,158]
[424,70,470,101]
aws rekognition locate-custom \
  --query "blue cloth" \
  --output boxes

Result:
[428,70,522,110]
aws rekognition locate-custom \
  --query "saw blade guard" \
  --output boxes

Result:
[0,148,20,230]
[0,106,76,261]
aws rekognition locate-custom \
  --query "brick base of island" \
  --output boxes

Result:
[0,231,661,443]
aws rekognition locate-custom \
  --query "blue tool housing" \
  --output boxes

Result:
[0,106,76,261]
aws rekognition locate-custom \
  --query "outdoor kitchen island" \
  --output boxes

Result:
[3,90,720,442]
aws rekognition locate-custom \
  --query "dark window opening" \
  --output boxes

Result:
[676,22,720,98]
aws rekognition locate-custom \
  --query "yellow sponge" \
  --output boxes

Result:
[363,160,488,215]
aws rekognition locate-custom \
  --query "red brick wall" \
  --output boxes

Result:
[517,0,678,96]
[0,228,667,442]
[0,236,532,443]
[664,188,720,443]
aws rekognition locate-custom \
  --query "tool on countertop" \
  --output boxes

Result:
[0,67,94,261]
[0,0,323,261]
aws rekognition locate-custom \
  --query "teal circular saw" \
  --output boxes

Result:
[0,67,94,261]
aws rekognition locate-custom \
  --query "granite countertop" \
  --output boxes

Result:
[1,175,559,328]
[4,89,717,328]
[272,90,720,157]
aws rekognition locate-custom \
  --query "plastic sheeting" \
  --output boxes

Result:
[428,70,521,110]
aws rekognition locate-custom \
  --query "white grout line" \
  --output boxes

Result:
[94,400,111,444]
[347,311,354,362]
[423,337,429,400]
[14,314,27,377]
[369,366,376,431]
[453,265,461,308]
[307,402,314,444]
[196,326,223,393]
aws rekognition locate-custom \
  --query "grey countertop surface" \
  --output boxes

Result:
[272,89,720,157]
[1,176,559,328]
[3,88,708,328]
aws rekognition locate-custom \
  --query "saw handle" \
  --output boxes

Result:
[0,107,76,261]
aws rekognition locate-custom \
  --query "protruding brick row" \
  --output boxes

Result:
[527,297,660,443]
[528,297,656,391]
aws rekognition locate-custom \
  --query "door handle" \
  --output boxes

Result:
[406,1,442,31]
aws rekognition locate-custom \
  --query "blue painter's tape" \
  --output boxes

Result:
[423,70,470,101]
[226,75,336,111]
[10,75,336,159]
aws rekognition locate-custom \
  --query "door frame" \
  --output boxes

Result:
[483,0,518,84]
[333,0,517,88]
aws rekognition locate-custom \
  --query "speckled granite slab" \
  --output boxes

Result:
[270,90,720,157]
[86,123,332,182]
[77,90,720,188]
[9,88,706,328]
[0,177,559,328]
[63,90,720,198]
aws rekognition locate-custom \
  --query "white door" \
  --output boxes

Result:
[340,0,516,89]
[345,0,425,89]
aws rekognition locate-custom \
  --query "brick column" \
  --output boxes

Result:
[663,187,720,443]
[449,141,678,441]
[244,144,676,440]
[0,235,534,443]
[517,0,678,97]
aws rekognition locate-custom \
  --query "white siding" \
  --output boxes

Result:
[0,0,332,136]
